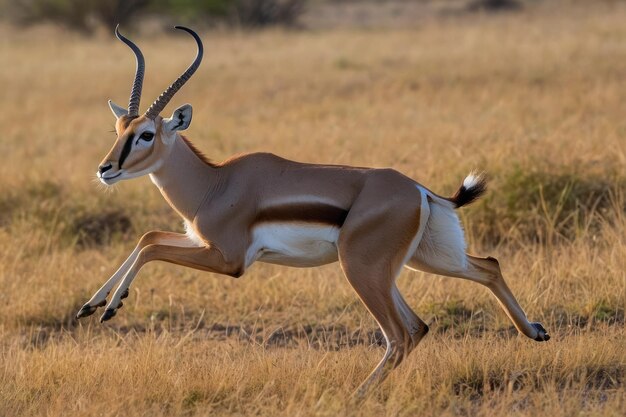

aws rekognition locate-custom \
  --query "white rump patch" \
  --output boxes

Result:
[413,198,467,271]
[246,223,340,268]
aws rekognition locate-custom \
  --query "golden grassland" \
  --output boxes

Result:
[0,3,625,416]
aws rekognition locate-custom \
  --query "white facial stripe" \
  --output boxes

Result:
[118,121,156,168]
[132,120,154,136]
[132,121,156,145]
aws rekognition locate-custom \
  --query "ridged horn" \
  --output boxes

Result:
[145,26,203,120]
[115,25,145,117]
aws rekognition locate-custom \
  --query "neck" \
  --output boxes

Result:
[149,135,218,221]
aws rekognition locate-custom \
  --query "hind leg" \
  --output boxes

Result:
[408,254,549,341]
[392,284,430,351]
[340,258,427,397]
[337,188,431,396]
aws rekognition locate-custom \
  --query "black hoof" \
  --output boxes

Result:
[76,298,108,320]
[121,288,129,299]
[76,304,97,319]
[100,309,117,323]
[531,322,550,342]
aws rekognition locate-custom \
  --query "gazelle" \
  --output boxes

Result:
[77,26,550,394]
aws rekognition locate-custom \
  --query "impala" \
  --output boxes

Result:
[77,26,550,394]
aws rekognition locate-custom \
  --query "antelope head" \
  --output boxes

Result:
[98,25,203,185]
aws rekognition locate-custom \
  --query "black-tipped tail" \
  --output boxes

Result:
[449,173,488,208]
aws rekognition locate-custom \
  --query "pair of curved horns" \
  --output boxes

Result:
[114,24,203,119]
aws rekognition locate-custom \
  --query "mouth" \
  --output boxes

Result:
[98,171,122,185]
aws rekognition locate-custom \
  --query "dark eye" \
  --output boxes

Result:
[140,132,154,141]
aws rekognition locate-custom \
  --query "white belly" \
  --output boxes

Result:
[246,223,340,268]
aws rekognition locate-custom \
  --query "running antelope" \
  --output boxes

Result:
[77,26,550,394]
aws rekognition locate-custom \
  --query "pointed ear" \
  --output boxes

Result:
[163,104,193,132]
[108,100,128,119]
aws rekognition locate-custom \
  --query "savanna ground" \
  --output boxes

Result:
[0,1,625,416]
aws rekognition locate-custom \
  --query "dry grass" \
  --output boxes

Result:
[0,2,625,416]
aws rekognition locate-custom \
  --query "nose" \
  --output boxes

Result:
[98,163,113,175]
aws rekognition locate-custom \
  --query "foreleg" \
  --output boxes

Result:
[100,243,243,322]
[76,231,194,319]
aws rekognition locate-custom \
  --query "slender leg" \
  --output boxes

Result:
[340,258,428,397]
[100,243,243,322]
[466,256,549,341]
[336,186,429,397]
[391,284,429,351]
[339,257,404,396]
[407,254,550,341]
[76,231,194,319]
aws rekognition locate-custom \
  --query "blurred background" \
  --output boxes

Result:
[0,1,624,416]
[0,0,570,33]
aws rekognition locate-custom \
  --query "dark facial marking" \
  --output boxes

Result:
[255,203,349,227]
[118,134,134,169]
